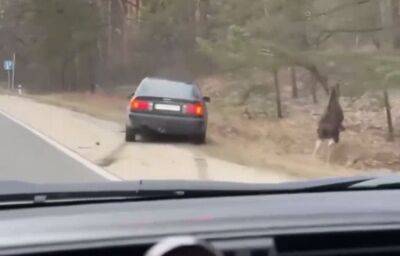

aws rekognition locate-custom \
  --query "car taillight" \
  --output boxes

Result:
[130,99,153,112]
[183,103,204,117]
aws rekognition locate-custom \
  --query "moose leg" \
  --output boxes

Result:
[327,139,336,163]
[313,139,323,157]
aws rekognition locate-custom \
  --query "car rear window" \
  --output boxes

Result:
[135,79,198,100]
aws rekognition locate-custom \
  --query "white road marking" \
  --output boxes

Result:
[0,108,121,181]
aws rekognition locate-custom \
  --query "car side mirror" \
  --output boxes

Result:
[127,93,134,99]
[203,96,211,103]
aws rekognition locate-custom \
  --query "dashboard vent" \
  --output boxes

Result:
[275,230,400,256]
[210,237,277,256]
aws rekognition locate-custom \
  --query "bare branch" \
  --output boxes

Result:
[312,31,333,48]
[311,25,388,48]
[321,27,385,34]
[313,0,371,18]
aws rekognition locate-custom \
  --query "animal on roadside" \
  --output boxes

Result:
[313,83,345,160]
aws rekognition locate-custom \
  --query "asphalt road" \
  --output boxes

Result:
[0,112,110,183]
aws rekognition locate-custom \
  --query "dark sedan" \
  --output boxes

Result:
[126,77,210,143]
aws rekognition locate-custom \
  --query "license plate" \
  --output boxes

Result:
[155,104,181,112]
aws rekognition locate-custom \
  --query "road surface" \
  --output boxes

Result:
[0,111,111,183]
[0,95,292,183]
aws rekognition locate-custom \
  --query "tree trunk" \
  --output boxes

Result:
[70,56,78,91]
[186,0,197,47]
[355,34,360,49]
[61,58,68,91]
[294,59,329,94]
[384,88,394,141]
[121,10,128,65]
[290,66,298,98]
[119,0,129,65]
[307,65,329,95]
[107,0,112,69]
[136,0,141,18]
[311,75,318,104]
[372,36,381,49]
[273,69,283,119]
[380,0,394,49]
[76,51,91,91]
[392,0,400,48]
[198,0,210,37]
[88,49,96,94]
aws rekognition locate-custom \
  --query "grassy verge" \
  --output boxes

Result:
[28,92,127,123]
[23,90,362,179]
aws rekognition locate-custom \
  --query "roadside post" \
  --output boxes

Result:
[7,68,10,90]
[3,59,14,90]
[11,53,16,90]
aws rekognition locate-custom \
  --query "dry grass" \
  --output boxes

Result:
[21,71,400,178]
[29,92,126,123]
[26,91,360,179]
[201,104,362,178]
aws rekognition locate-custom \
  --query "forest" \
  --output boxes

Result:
[1,1,400,171]
[0,1,398,90]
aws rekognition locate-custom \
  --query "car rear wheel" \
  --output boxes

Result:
[193,132,206,144]
[125,127,136,142]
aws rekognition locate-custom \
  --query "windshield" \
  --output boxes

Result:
[136,78,198,100]
[0,0,397,190]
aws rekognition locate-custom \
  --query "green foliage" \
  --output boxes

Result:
[29,0,100,64]
[0,0,104,90]
[382,69,400,88]
[197,0,388,87]
[312,51,400,97]
[0,0,398,94]
[198,0,314,73]
[139,0,195,49]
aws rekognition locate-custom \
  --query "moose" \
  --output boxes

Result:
[313,83,345,160]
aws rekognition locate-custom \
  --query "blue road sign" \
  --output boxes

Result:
[3,60,13,71]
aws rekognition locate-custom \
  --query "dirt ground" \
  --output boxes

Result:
[18,69,400,179]
[0,94,294,183]
[17,76,393,179]
[197,72,400,175]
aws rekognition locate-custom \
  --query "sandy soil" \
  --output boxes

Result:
[2,70,396,181]
[0,95,293,183]
[24,91,365,180]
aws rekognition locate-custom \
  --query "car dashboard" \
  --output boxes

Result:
[2,190,400,256]
[22,230,400,256]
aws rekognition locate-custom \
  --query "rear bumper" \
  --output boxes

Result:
[127,112,206,135]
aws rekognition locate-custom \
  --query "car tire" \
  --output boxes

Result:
[125,127,136,142]
[193,132,206,144]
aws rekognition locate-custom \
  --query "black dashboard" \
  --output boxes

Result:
[2,190,400,255]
